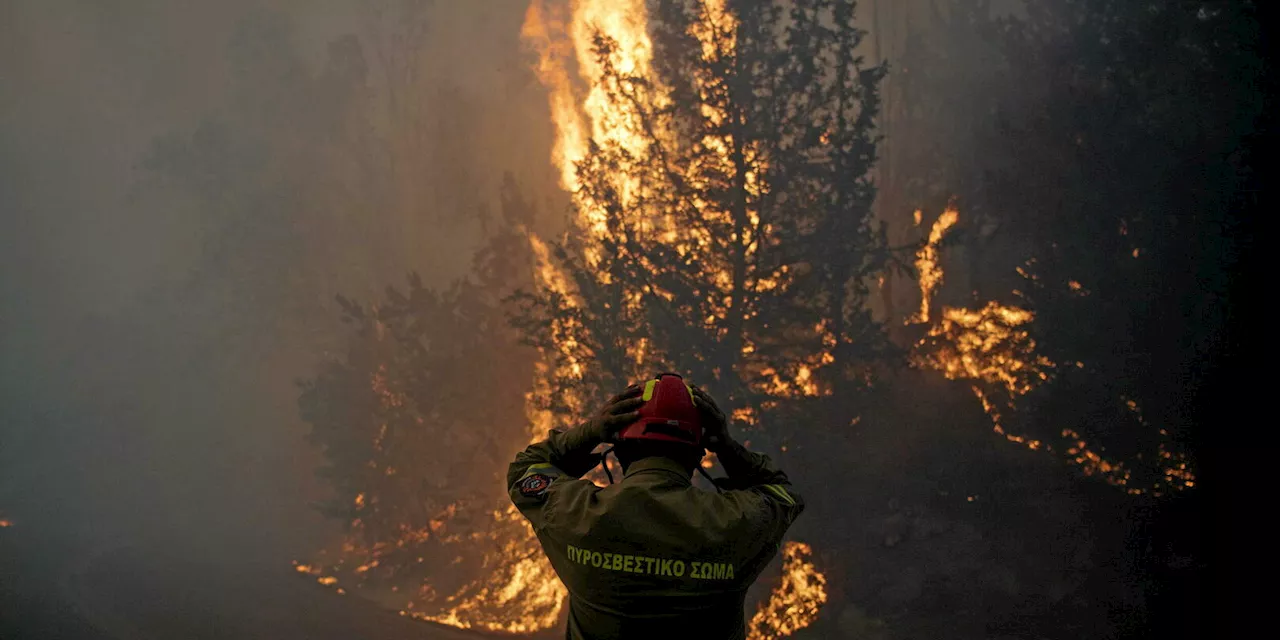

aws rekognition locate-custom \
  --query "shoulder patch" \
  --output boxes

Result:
[518,473,554,498]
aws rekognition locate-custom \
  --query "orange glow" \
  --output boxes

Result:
[917,302,1053,397]
[406,506,567,633]
[912,208,1196,494]
[746,541,828,640]
[521,0,587,193]
[518,1,826,635]
[913,206,959,323]
[522,0,822,402]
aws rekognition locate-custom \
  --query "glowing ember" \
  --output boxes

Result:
[0,518,12,528]
[746,542,828,640]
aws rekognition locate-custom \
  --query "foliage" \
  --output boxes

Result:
[512,0,895,441]
[298,178,539,591]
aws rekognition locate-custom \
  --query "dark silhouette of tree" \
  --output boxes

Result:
[888,0,1260,496]
[988,1,1257,493]
[298,176,539,598]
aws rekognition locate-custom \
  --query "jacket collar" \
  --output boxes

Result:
[622,456,694,486]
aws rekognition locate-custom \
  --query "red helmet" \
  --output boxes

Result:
[615,373,703,447]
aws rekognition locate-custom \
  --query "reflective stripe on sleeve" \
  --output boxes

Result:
[759,484,796,506]
[518,462,563,482]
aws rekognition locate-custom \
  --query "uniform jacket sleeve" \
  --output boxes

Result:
[507,425,601,531]
[713,439,805,550]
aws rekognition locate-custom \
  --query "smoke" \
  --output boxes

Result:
[1,1,1254,637]
[1,0,554,559]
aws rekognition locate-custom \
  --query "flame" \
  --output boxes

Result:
[524,0,660,241]
[406,507,567,633]
[295,346,569,632]
[912,207,1196,495]
[523,0,823,402]
[913,206,959,323]
[306,2,842,634]
[746,542,828,640]
[519,2,827,635]
[521,0,587,193]
[917,302,1052,397]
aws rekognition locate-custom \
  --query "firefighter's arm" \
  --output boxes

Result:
[712,438,805,514]
[711,437,806,574]
[507,386,645,528]
[509,424,608,483]
[692,386,803,515]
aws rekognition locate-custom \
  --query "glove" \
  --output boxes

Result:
[578,384,646,445]
[691,385,732,452]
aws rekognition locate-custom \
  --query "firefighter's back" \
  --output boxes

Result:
[506,379,804,640]
[546,464,779,640]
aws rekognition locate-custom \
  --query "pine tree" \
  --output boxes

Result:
[514,0,892,440]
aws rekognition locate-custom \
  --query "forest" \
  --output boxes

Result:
[1,1,1263,639]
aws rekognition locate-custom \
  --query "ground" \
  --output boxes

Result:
[0,526,487,640]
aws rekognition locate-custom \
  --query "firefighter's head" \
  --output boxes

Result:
[613,373,704,473]
[613,439,704,474]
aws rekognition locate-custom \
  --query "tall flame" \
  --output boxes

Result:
[913,206,959,323]
[524,0,659,239]
[519,1,828,636]
[746,542,829,640]
[521,1,587,193]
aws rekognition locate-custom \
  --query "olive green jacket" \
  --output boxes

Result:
[508,426,805,640]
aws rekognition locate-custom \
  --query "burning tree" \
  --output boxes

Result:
[295,1,879,633]
[296,182,573,630]
[295,1,1239,636]
[516,0,893,442]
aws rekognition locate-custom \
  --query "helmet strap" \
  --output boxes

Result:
[600,447,616,485]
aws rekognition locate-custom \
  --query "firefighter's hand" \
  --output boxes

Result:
[582,384,645,444]
[691,386,731,452]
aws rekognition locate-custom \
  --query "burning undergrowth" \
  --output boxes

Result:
[908,207,1196,496]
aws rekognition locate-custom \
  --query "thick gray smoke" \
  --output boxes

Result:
[1,0,553,563]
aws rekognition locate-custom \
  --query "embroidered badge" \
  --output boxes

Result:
[518,473,553,497]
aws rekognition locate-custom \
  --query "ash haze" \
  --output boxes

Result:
[3,2,557,637]
[1,1,1264,639]
[3,0,550,527]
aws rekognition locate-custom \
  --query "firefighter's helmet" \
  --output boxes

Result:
[615,373,703,447]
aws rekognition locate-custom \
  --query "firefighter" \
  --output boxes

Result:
[508,373,805,639]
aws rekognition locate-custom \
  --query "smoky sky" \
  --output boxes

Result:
[1,0,558,556]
